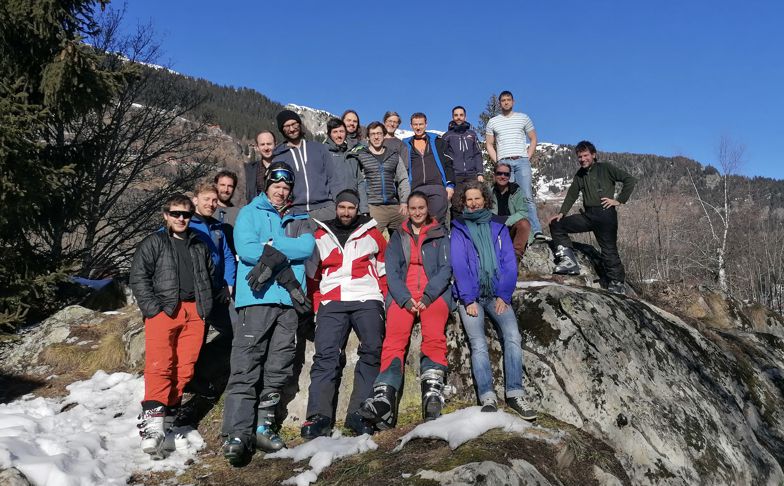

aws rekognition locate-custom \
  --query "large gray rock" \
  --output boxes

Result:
[0,468,32,486]
[417,459,556,485]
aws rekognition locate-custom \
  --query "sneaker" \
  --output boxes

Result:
[344,410,374,436]
[607,280,626,295]
[222,437,249,466]
[506,396,537,421]
[480,397,497,413]
[300,414,332,440]
[138,406,166,457]
[533,232,551,242]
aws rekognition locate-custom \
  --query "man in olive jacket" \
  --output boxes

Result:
[548,141,637,294]
[129,193,215,457]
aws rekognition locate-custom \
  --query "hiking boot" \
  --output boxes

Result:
[607,280,626,295]
[553,245,580,275]
[138,405,166,457]
[480,396,498,413]
[300,414,332,440]
[255,392,285,452]
[359,383,397,430]
[345,410,374,436]
[506,396,537,421]
[222,437,250,466]
[421,369,446,422]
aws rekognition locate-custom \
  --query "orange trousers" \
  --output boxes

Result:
[143,301,205,407]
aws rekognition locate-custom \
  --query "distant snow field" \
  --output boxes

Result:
[0,371,203,486]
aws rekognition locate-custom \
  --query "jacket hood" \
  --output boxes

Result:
[447,121,472,132]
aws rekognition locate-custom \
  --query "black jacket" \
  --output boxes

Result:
[130,230,215,319]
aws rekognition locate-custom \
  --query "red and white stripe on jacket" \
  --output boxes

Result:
[307,219,388,311]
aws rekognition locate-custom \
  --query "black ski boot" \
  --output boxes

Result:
[300,414,332,440]
[553,245,581,275]
[345,410,375,436]
[421,369,446,422]
[222,436,250,466]
[255,392,285,452]
[358,383,398,430]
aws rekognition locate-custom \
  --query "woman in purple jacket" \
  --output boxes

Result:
[450,181,536,421]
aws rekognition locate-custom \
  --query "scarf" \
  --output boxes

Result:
[462,208,497,298]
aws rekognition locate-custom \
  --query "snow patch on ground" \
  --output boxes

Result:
[266,432,378,486]
[394,407,560,451]
[0,371,203,486]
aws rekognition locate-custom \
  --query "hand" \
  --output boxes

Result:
[477,175,484,183]
[465,302,479,317]
[398,204,408,216]
[549,213,564,224]
[446,187,454,200]
[246,244,288,291]
[495,297,508,315]
[601,197,620,209]
[412,300,426,313]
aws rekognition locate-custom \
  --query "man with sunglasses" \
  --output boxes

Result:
[130,194,215,458]
[491,162,531,258]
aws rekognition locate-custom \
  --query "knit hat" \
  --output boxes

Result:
[276,110,302,134]
[335,189,360,208]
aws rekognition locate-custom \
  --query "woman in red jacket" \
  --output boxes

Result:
[359,191,453,429]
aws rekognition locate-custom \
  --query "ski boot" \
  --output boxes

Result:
[255,392,285,452]
[300,414,332,440]
[607,280,626,295]
[345,410,375,436]
[358,383,397,430]
[138,405,166,459]
[553,245,581,275]
[420,369,446,422]
[222,436,250,466]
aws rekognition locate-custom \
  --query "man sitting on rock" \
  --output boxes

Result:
[548,140,637,294]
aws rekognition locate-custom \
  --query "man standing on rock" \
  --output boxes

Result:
[302,189,387,439]
[443,106,484,217]
[214,170,240,253]
[485,90,546,242]
[324,117,367,213]
[272,110,340,221]
[245,130,277,204]
[404,112,454,224]
[548,140,637,294]
[130,193,214,458]
[491,162,531,259]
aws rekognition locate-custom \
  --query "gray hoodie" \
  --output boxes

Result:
[272,139,340,213]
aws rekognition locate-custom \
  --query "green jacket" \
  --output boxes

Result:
[560,161,637,214]
[491,182,528,226]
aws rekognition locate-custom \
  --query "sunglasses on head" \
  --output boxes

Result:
[268,168,294,185]
[166,210,193,219]
[495,171,511,176]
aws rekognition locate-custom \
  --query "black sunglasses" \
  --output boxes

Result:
[167,210,194,219]
[495,171,511,176]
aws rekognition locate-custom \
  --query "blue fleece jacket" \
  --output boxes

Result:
[450,216,517,305]
[189,214,236,288]
[233,194,315,308]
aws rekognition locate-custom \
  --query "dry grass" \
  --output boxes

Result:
[39,317,129,375]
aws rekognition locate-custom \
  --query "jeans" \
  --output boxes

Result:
[501,157,542,234]
[458,297,525,402]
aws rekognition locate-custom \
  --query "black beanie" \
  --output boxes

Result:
[276,110,302,133]
[335,189,360,208]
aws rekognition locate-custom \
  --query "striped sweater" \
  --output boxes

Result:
[348,145,411,206]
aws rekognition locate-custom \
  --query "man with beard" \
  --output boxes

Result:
[342,109,364,149]
[214,170,239,253]
[272,110,340,221]
[324,117,367,213]
[443,106,484,218]
[301,189,387,439]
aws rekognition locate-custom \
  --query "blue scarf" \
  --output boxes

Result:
[462,208,497,298]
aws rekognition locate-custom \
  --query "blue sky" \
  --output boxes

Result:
[118,0,783,179]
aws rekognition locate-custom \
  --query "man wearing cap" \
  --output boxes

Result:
[301,189,387,439]
[221,162,316,464]
[272,109,341,222]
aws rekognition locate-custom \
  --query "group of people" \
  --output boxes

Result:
[129,90,637,464]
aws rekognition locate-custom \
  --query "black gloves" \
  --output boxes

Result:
[275,267,312,315]
[246,245,288,291]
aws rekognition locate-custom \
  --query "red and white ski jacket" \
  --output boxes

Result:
[307,217,388,312]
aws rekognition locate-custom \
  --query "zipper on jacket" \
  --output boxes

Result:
[380,154,387,204]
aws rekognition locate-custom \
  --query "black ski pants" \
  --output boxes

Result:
[306,300,384,421]
[550,206,626,282]
[222,304,298,444]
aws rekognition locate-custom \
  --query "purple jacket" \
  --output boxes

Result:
[450,215,517,305]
